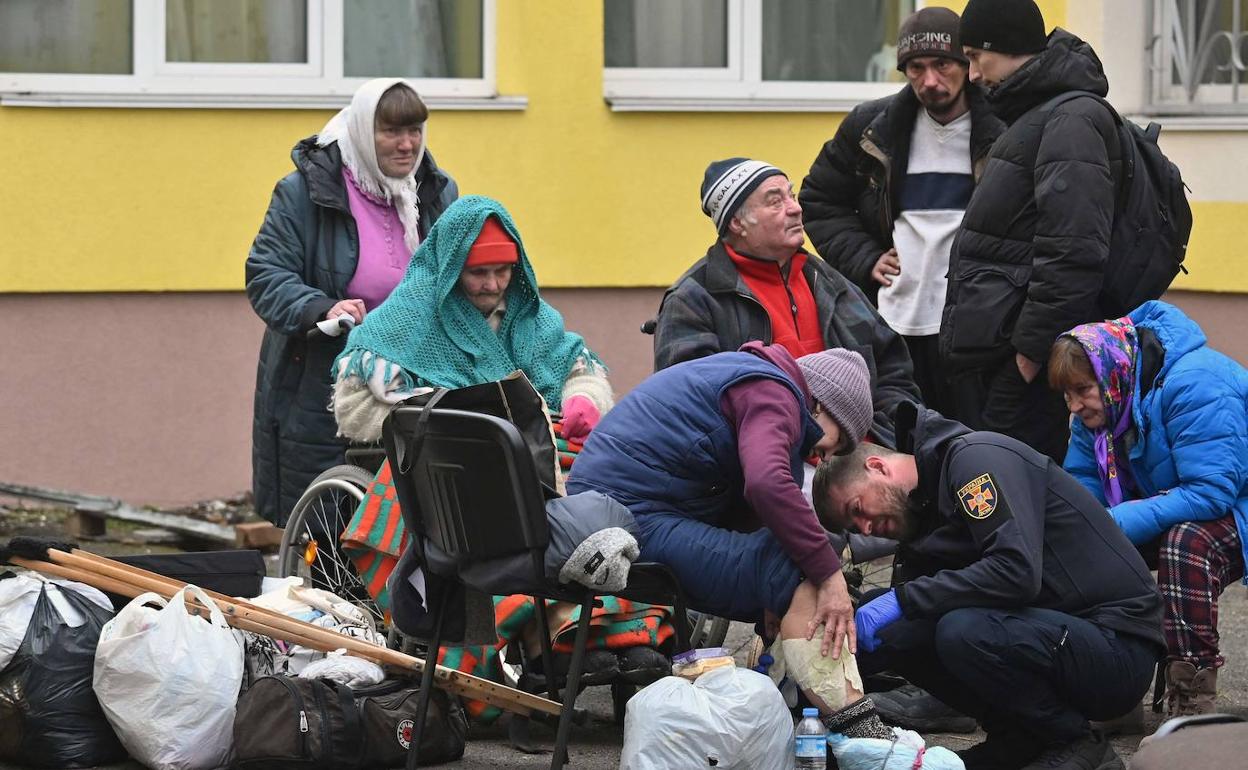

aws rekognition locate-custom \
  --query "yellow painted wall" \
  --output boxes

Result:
[0,0,1241,293]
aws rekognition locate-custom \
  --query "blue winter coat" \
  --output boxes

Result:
[1063,301,1248,579]
[567,350,821,524]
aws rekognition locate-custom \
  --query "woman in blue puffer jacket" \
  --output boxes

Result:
[1048,300,1248,719]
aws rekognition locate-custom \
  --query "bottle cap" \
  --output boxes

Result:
[802,707,819,717]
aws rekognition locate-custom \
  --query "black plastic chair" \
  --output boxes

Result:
[382,403,692,769]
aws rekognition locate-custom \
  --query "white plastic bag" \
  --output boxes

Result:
[621,666,795,769]
[244,581,384,677]
[93,586,245,770]
[298,652,385,688]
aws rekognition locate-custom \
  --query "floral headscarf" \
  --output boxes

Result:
[1062,316,1139,506]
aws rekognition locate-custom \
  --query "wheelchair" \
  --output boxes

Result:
[276,447,389,635]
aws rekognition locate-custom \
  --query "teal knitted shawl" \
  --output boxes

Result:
[334,195,595,411]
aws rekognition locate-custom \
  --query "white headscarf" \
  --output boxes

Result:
[318,78,428,254]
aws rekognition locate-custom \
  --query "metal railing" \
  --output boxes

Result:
[1150,0,1248,113]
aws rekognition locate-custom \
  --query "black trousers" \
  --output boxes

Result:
[903,334,955,418]
[858,607,1158,745]
[949,357,1071,462]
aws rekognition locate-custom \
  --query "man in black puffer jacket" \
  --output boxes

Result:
[801,7,1003,417]
[940,0,1123,463]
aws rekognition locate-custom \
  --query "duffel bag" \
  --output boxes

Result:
[233,676,466,769]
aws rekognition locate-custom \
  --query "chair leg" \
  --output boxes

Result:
[611,681,636,727]
[406,602,446,770]
[534,596,561,703]
[670,590,692,654]
[549,595,595,770]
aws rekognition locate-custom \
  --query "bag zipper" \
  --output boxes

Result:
[270,676,312,760]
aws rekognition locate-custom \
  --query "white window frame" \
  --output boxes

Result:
[604,0,916,112]
[0,0,521,110]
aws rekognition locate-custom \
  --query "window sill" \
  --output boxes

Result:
[0,91,528,111]
[603,79,902,113]
[607,95,867,112]
[1130,114,1248,132]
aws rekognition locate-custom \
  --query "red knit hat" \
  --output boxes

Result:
[465,216,519,267]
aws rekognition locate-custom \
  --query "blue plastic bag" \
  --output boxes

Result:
[828,729,965,769]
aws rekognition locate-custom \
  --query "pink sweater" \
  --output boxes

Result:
[343,168,414,311]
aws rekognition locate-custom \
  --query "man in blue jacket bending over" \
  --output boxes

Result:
[568,341,895,737]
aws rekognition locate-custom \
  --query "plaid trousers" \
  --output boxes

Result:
[1154,516,1245,668]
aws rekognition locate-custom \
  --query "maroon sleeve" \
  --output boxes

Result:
[720,379,841,583]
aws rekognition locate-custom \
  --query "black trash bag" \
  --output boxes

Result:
[0,583,127,767]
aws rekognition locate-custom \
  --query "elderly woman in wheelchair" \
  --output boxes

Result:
[281,195,675,721]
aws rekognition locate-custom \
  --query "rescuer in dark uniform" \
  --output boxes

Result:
[813,404,1163,770]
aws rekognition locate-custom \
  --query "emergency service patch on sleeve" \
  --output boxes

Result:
[958,473,998,519]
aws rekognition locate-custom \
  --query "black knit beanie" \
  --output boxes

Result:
[896,7,968,71]
[960,0,1047,55]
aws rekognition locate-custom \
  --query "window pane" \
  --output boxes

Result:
[344,0,483,79]
[1167,0,1248,86]
[605,0,727,68]
[0,0,131,74]
[166,0,307,64]
[763,0,915,82]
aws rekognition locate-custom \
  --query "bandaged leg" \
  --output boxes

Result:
[778,581,891,739]
[780,630,863,712]
[778,580,864,712]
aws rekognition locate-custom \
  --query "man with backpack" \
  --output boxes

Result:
[940,0,1188,462]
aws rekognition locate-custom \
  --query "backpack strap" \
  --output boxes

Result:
[332,680,364,770]
[1034,89,1122,126]
[1032,90,1131,209]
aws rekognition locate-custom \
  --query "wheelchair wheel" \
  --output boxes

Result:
[687,610,731,649]
[277,464,385,630]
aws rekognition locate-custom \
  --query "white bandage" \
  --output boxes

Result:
[780,629,864,712]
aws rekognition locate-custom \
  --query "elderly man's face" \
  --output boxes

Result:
[731,175,805,259]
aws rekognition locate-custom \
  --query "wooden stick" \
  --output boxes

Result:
[11,553,560,718]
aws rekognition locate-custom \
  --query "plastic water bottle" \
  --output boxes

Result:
[795,707,826,769]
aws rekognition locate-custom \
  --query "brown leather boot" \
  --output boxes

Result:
[1165,660,1218,716]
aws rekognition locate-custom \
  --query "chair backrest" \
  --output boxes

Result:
[383,405,550,565]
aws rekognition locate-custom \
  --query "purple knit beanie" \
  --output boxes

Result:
[797,349,873,450]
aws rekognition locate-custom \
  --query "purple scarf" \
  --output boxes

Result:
[1063,317,1139,506]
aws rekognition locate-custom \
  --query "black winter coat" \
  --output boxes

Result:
[940,30,1123,371]
[893,407,1165,651]
[652,241,920,445]
[800,84,1003,302]
[245,138,457,524]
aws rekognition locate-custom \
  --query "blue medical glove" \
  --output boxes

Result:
[854,589,902,653]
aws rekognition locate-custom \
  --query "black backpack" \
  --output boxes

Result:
[1036,91,1193,317]
[232,676,467,769]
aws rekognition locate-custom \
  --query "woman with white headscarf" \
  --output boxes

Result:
[246,78,459,525]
